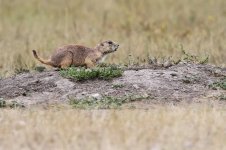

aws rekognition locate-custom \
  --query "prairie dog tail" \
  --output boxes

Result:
[32,50,55,67]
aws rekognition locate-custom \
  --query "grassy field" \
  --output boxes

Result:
[0,104,226,150]
[0,0,226,149]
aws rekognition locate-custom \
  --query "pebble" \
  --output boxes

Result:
[133,84,139,89]
[90,93,102,100]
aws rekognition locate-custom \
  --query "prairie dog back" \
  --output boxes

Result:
[32,40,119,68]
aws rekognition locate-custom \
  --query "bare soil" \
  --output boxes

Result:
[0,63,226,108]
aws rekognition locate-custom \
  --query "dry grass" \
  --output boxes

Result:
[0,0,226,76]
[1,0,226,149]
[0,104,226,150]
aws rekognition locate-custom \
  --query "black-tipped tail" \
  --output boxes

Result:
[32,50,38,59]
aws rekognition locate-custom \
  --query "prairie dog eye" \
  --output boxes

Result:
[108,41,113,44]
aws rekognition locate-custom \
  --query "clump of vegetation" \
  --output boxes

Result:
[112,83,124,88]
[209,78,226,90]
[60,65,123,81]
[146,46,209,68]
[13,54,31,74]
[69,95,149,109]
[34,66,46,72]
[0,98,25,108]
[180,45,209,64]
[14,68,30,74]
[182,75,201,84]
[219,94,226,100]
[148,56,176,68]
[147,45,209,68]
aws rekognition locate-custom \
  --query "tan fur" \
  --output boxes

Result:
[32,40,119,68]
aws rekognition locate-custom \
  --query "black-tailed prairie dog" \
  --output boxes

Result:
[32,40,119,68]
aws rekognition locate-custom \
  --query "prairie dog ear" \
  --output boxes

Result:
[100,43,104,46]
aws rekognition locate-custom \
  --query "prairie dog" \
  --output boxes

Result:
[32,40,119,68]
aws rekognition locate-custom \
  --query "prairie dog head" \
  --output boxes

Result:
[96,40,119,54]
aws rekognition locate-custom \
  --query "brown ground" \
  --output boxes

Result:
[0,63,226,108]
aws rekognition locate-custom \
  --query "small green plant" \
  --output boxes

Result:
[148,56,176,67]
[69,95,149,109]
[209,78,226,90]
[112,83,124,88]
[34,66,46,72]
[13,53,30,74]
[9,101,26,108]
[182,75,200,84]
[60,65,123,81]
[0,98,6,108]
[14,68,30,74]
[219,94,226,100]
[180,45,209,64]
[0,98,25,108]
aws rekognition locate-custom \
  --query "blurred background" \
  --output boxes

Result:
[0,0,226,76]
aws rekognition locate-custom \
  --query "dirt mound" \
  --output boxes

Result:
[0,63,226,107]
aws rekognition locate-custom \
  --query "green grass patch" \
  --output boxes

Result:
[69,95,149,109]
[209,78,226,90]
[34,66,46,72]
[112,83,124,88]
[219,94,226,100]
[60,65,123,81]
[0,98,25,108]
